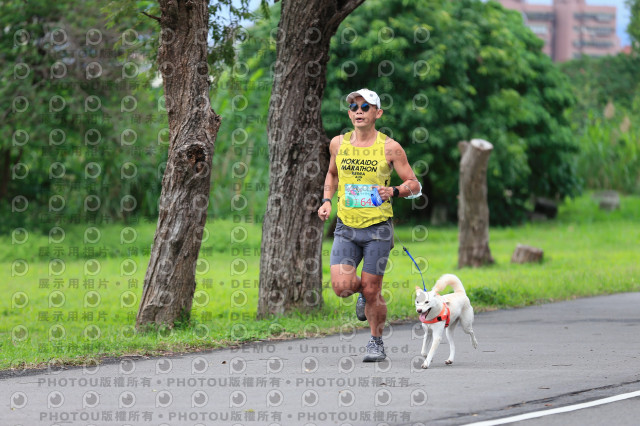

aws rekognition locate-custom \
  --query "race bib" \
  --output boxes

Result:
[344,184,376,208]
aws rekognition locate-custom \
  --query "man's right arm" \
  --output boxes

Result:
[318,136,341,221]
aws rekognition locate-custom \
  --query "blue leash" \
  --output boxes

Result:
[401,243,427,292]
[393,232,427,291]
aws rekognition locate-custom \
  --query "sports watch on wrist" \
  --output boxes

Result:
[392,187,400,198]
[321,198,332,204]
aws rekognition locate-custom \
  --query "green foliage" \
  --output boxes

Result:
[574,109,640,194]
[561,54,640,194]
[0,0,168,233]
[466,286,506,306]
[560,53,640,120]
[104,0,268,75]
[208,5,278,219]
[0,0,272,234]
[322,0,579,225]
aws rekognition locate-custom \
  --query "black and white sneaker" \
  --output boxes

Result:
[356,293,367,321]
[362,337,386,362]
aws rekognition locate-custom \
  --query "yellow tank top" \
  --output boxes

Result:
[337,131,393,228]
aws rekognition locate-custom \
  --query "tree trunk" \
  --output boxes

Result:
[0,149,12,201]
[594,190,620,211]
[258,0,365,318]
[534,197,558,218]
[0,148,23,202]
[136,0,221,329]
[511,244,543,264]
[458,139,495,268]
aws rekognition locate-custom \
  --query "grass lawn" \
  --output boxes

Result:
[1,193,639,371]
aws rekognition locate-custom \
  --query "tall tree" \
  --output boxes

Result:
[258,0,365,317]
[110,0,262,329]
[134,0,220,328]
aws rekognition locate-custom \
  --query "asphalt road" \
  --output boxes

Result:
[3,292,640,425]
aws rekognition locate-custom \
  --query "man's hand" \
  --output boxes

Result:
[374,185,394,201]
[318,201,331,221]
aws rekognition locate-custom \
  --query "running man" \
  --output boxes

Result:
[318,88,421,362]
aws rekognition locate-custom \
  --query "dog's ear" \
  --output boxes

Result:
[415,286,422,291]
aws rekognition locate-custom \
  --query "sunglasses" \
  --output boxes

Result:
[349,102,372,112]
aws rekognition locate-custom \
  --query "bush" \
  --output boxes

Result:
[561,54,640,194]
[574,107,640,194]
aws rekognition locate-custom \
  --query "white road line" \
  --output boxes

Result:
[464,390,640,426]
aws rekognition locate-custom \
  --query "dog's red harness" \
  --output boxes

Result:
[420,303,450,327]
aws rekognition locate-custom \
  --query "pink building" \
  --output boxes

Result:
[497,0,620,62]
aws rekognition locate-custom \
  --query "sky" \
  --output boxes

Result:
[241,0,632,47]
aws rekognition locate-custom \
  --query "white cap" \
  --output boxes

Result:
[346,88,381,109]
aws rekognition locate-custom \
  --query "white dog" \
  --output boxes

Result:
[415,274,478,369]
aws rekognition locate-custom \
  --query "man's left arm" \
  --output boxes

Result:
[391,143,421,198]
[377,140,421,201]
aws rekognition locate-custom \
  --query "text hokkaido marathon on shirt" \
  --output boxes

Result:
[336,131,393,229]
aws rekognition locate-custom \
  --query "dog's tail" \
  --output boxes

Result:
[432,274,466,295]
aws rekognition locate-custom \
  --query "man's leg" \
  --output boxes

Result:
[359,221,392,362]
[329,223,363,299]
[361,272,386,337]
[330,265,384,329]
[330,263,362,298]
[360,220,392,336]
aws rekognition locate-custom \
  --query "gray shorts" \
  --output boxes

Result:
[330,218,394,276]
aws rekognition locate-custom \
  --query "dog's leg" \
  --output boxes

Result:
[444,321,457,365]
[460,307,478,349]
[421,324,444,369]
[469,330,478,349]
[420,324,432,357]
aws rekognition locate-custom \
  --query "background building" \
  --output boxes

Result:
[497,0,620,61]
